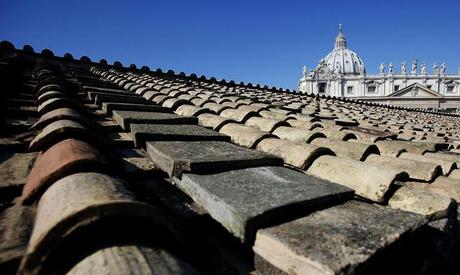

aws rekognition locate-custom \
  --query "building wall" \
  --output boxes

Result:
[299,74,460,97]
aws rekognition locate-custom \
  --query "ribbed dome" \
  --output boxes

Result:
[320,25,366,75]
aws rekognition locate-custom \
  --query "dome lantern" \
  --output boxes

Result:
[334,24,347,49]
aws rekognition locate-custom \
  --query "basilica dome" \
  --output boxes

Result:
[319,25,366,75]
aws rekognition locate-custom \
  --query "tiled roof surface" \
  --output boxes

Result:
[1,41,460,274]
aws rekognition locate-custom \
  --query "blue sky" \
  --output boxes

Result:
[2,0,460,89]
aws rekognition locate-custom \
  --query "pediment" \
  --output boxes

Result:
[387,83,442,98]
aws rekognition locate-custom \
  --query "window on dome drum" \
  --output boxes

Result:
[394,85,400,91]
[347,86,354,94]
[447,85,455,93]
[367,86,376,93]
[318,83,326,94]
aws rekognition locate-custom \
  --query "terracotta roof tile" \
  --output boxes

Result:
[256,138,333,169]
[174,104,212,117]
[272,126,325,143]
[196,113,234,131]
[427,176,460,199]
[218,123,273,148]
[388,184,455,220]
[66,245,200,275]
[21,138,109,204]
[307,155,408,202]
[365,154,442,182]
[219,108,258,123]
[31,108,90,130]
[244,116,288,132]
[36,91,64,105]
[310,138,379,161]
[19,172,184,274]
[28,120,95,151]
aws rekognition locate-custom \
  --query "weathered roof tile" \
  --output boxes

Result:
[388,184,455,220]
[254,200,426,275]
[22,139,109,204]
[272,126,325,143]
[307,155,408,202]
[19,172,183,274]
[31,108,90,130]
[112,110,197,131]
[397,153,456,177]
[256,138,333,170]
[365,154,442,182]
[197,113,233,130]
[101,102,169,115]
[219,123,273,148]
[177,166,353,241]
[130,123,230,147]
[66,245,200,275]
[146,140,282,176]
[310,138,379,161]
[29,120,96,151]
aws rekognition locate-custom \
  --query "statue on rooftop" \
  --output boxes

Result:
[421,63,426,75]
[379,63,385,74]
[433,63,438,75]
[411,60,417,75]
[388,62,393,74]
[441,62,446,75]
[401,62,407,75]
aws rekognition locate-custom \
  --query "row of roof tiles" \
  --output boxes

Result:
[1,39,459,115]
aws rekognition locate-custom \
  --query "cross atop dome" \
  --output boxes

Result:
[335,24,347,49]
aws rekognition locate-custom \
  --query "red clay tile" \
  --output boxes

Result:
[21,139,109,204]
[28,120,95,151]
[19,172,185,275]
[31,108,90,130]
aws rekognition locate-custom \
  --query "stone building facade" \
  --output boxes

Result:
[298,25,460,111]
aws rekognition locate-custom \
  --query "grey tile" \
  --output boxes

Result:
[130,123,229,147]
[177,166,354,241]
[146,141,282,176]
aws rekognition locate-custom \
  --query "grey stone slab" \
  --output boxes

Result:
[113,110,198,131]
[254,200,427,275]
[177,166,354,242]
[102,102,170,115]
[146,141,283,176]
[84,87,129,95]
[88,92,147,106]
[86,91,130,101]
[130,124,229,147]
